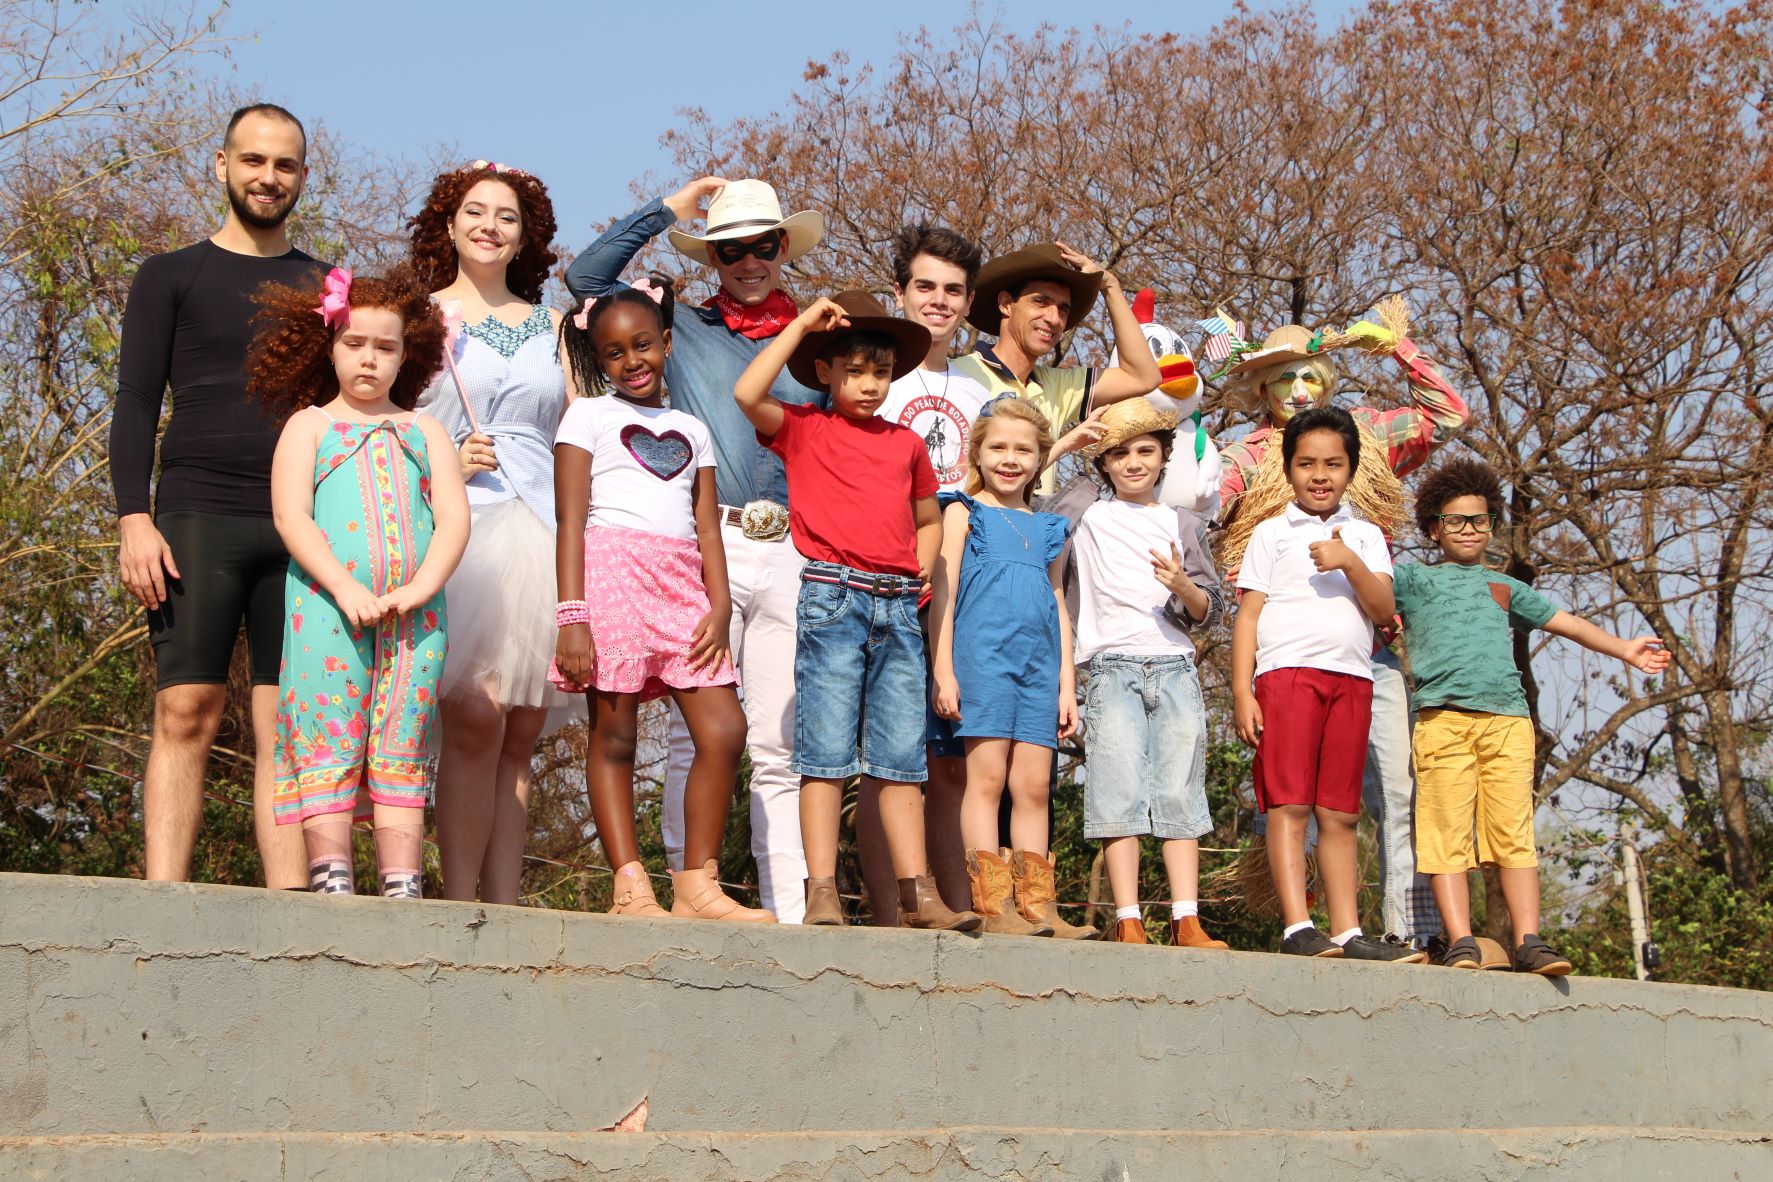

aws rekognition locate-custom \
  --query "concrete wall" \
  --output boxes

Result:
[3,873,1771,1179]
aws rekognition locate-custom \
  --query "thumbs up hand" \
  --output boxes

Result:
[1308,525,1358,574]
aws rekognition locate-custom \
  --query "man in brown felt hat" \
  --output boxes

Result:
[952,241,1161,500]
[732,290,982,933]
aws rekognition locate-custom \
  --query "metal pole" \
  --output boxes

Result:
[1621,820,1649,982]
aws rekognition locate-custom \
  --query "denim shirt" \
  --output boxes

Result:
[564,197,827,509]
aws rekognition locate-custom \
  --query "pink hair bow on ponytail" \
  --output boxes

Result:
[571,296,598,332]
[630,277,665,305]
[314,268,353,330]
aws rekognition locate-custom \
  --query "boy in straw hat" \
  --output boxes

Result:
[952,242,1161,500]
[567,177,826,923]
[733,289,982,932]
[1071,399,1229,947]
[1214,302,1468,952]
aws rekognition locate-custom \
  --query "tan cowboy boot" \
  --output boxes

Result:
[669,860,777,923]
[1010,849,1099,940]
[608,861,669,918]
[802,877,846,926]
[966,850,1050,936]
[1111,916,1150,944]
[897,874,982,931]
[1167,914,1229,949]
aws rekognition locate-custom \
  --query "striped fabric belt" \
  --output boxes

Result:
[799,563,922,598]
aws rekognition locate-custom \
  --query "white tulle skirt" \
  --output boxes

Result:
[442,498,579,731]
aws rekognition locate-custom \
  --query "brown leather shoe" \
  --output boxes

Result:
[897,874,982,931]
[1010,849,1099,940]
[802,877,845,926]
[670,860,777,923]
[1167,914,1229,949]
[967,850,1050,936]
[1111,917,1149,944]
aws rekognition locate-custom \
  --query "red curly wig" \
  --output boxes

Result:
[247,264,447,419]
[407,163,558,303]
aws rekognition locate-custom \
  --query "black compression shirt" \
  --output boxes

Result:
[109,239,329,518]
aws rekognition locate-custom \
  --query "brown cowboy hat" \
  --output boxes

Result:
[787,290,932,392]
[965,243,1104,337]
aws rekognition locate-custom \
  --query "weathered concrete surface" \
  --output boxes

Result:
[4,1127,1770,1181]
[3,873,1771,1174]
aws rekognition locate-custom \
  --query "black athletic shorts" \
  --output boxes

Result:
[147,511,287,689]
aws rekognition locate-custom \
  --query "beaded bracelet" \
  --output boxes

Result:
[556,600,591,627]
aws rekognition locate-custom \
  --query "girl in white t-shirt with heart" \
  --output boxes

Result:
[551,278,773,923]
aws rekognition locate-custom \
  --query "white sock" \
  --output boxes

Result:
[1330,927,1363,946]
[1170,900,1198,920]
[1283,920,1314,939]
[1115,905,1141,922]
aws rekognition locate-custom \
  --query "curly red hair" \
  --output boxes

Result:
[407,163,558,303]
[247,265,447,419]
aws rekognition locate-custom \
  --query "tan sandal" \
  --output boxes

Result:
[608,861,669,918]
[669,860,777,923]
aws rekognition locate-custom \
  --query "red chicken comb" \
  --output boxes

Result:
[1131,287,1156,325]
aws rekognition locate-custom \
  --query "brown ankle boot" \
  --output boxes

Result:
[897,874,982,931]
[1010,849,1099,940]
[1111,916,1149,944]
[608,861,669,918]
[966,850,1050,936]
[1167,914,1229,949]
[670,860,778,923]
[803,876,845,926]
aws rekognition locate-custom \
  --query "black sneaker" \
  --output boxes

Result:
[1342,933,1429,964]
[1438,936,1482,969]
[1513,934,1573,976]
[1279,926,1343,957]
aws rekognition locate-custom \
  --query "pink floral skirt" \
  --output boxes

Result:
[549,525,735,701]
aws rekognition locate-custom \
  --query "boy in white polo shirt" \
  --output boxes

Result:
[1232,407,1425,963]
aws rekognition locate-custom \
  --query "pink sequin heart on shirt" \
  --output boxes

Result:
[620,424,693,482]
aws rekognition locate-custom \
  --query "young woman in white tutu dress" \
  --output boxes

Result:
[411,160,576,903]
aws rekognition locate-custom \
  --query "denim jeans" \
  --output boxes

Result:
[790,562,928,783]
[1083,652,1212,840]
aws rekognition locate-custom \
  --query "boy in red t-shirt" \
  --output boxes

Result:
[735,290,981,931]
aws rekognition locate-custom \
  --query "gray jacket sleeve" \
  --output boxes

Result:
[1162,508,1226,632]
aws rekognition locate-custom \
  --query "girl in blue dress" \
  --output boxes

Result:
[930,396,1093,939]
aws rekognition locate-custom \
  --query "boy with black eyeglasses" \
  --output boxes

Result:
[1394,459,1670,973]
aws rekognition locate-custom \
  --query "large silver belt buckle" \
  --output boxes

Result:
[740,500,790,543]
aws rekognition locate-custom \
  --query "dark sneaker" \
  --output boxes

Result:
[1438,936,1482,969]
[1280,926,1343,958]
[1343,933,1429,964]
[1513,934,1573,976]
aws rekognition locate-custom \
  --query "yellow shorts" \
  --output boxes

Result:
[1411,708,1538,873]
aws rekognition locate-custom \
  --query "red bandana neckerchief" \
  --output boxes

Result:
[705,289,798,340]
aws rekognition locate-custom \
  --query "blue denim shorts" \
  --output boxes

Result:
[791,561,929,783]
[1083,652,1211,840]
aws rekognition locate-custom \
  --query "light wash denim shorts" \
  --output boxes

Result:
[1083,651,1211,840]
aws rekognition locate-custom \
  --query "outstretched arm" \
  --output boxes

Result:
[564,176,728,301]
[1541,611,1670,675]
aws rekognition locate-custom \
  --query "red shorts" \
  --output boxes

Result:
[1252,667,1373,814]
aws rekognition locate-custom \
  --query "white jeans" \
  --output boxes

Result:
[1362,647,1441,942]
[663,524,806,922]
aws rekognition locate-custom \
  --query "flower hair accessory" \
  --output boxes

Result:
[467,159,529,177]
[314,268,353,331]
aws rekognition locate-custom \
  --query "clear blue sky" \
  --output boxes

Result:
[202,0,1360,249]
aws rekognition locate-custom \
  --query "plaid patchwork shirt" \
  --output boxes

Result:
[1217,337,1468,517]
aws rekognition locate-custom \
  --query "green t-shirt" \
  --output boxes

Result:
[1392,562,1559,717]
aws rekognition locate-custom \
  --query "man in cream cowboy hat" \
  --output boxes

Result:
[567,177,826,923]
[952,241,1161,500]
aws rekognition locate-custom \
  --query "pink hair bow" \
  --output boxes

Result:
[314,267,353,330]
[571,296,598,332]
[630,277,665,305]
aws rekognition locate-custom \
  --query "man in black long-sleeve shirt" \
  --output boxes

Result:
[109,104,328,889]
